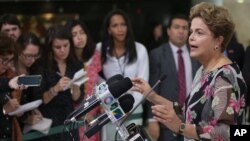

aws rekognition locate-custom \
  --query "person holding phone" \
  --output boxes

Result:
[15,32,41,75]
[13,32,44,130]
[30,24,83,141]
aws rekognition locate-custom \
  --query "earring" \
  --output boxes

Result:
[214,46,218,50]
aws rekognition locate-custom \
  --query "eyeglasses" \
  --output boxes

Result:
[21,53,40,60]
[0,57,14,65]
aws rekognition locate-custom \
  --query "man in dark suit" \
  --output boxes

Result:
[146,14,200,141]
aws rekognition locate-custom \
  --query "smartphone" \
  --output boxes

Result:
[17,75,42,87]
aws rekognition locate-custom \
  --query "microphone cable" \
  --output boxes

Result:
[115,130,119,141]
[62,121,76,141]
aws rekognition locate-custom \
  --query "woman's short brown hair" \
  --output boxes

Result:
[0,33,16,56]
[190,2,235,52]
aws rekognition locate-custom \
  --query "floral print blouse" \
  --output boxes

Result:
[185,63,246,141]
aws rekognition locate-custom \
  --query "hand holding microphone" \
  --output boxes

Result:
[132,78,152,95]
[132,75,166,102]
[132,75,173,108]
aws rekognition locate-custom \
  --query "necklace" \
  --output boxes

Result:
[113,48,126,76]
[203,56,225,73]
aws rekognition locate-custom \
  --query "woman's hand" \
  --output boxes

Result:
[70,84,81,101]
[9,74,27,90]
[54,76,71,92]
[132,77,152,95]
[25,109,43,125]
[80,113,94,123]
[151,105,182,133]
[3,98,20,114]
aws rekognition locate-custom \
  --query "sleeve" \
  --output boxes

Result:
[196,77,237,141]
[0,78,11,109]
[0,78,11,92]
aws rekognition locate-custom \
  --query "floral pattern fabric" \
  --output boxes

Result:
[79,49,102,141]
[185,63,246,141]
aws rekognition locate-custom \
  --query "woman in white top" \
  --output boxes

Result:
[97,9,149,141]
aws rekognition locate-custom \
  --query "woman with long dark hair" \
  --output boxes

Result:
[30,24,83,141]
[65,19,102,141]
[98,9,149,141]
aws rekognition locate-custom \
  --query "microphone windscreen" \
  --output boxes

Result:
[119,94,134,113]
[160,74,167,82]
[108,77,132,98]
[106,74,123,86]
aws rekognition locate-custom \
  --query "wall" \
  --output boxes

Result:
[193,0,250,48]
[224,0,250,48]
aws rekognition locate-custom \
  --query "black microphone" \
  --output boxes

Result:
[106,74,123,85]
[84,94,135,138]
[65,77,132,123]
[119,74,167,126]
[67,74,123,119]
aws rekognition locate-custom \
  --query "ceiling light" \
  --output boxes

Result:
[237,0,244,3]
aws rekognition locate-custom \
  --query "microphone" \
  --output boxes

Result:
[65,76,132,123]
[84,94,134,138]
[115,75,166,141]
[119,75,167,127]
[106,74,123,85]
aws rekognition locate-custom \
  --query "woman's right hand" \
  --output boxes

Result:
[132,77,152,96]
[25,109,43,125]
[3,98,20,114]
[54,76,71,92]
[9,74,26,90]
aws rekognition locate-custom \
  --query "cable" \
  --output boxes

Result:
[115,130,119,141]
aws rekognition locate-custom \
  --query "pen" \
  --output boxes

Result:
[56,72,63,77]
[5,94,11,100]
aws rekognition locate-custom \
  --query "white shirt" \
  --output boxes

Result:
[98,42,149,81]
[169,41,193,97]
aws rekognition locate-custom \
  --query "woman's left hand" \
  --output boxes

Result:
[25,109,43,125]
[70,84,81,101]
[132,77,152,95]
[151,105,182,133]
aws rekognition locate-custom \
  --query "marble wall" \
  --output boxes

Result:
[224,1,250,48]
[192,0,250,48]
